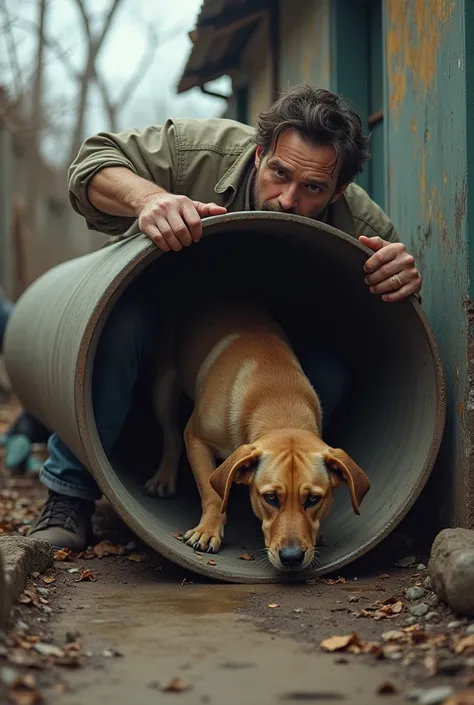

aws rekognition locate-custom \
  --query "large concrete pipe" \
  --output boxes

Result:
[4,212,446,583]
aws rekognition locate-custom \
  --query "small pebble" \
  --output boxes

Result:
[409,603,429,617]
[37,587,50,598]
[406,586,426,600]
[447,620,462,629]
[41,605,53,614]
[417,686,455,705]
[395,555,417,568]
[423,576,433,590]
[467,657,474,667]
[293,608,303,613]
[66,630,81,643]
[404,616,418,626]
[126,541,136,551]
[437,656,466,676]
[417,563,427,571]
[0,667,19,686]
[348,596,360,603]
[466,623,474,634]
[425,611,441,623]
[427,594,439,607]
[15,621,28,632]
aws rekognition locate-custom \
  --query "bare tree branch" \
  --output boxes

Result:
[68,0,125,164]
[31,0,47,139]
[0,0,24,100]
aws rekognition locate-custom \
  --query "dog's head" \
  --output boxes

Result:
[210,429,370,572]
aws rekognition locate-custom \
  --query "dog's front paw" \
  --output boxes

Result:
[143,467,176,498]
[184,513,225,553]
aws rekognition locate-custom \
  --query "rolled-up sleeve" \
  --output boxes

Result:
[68,120,179,236]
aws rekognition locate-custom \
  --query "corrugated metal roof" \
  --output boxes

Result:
[177,0,267,93]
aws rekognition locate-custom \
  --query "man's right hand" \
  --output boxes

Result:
[138,193,227,252]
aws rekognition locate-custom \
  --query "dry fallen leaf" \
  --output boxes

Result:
[455,635,474,654]
[160,677,192,693]
[76,569,97,582]
[93,540,125,558]
[381,630,406,643]
[268,603,280,609]
[8,686,43,705]
[324,576,346,585]
[127,553,149,562]
[423,653,439,677]
[41,575,55,584]
[207,559,216,566]
[444,691,474,705]
[320,633,361,652]
[54,548,72,562]
[238,553,255,561]
[377,681,398,695]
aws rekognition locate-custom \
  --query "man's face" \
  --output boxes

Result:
[253,128,347,219]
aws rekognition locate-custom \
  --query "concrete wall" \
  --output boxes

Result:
[279,0,331,89]
[240,14,273,126]
[384,0,474,528]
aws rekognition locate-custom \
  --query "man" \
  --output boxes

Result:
[0,288,50,475]
[28,85,421,551]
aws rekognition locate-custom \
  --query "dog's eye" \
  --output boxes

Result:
[263,492,279,507]
[305,494,322,508]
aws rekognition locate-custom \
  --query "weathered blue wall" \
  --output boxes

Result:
[385,0,473,527]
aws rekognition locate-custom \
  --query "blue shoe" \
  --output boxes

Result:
[4,434,32,474]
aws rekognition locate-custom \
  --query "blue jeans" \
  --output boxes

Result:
[40,287,351,501]
[0,288,14,353]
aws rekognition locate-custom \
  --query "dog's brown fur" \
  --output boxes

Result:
[145,297,370,571]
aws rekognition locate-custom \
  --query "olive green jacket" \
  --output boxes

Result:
[68,117,398,243]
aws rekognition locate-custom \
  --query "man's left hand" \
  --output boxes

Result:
[359,235,422,302]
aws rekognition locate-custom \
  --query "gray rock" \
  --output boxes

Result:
[423,576,433,590]
[417,563,427,571]
[425,611,441,623]
[404,616,418,626]
[406,586,426,600]
[417,686,455,705]
[466,623,474,634]
[447,620,463,629]
[409,602,429,617]
[437,656,466,675]
[0,536,53,629]
[348,596,360,603]
[467,657,474,667]
[428,528,474,616]
[395,555,417,568]
[427,593,440,607]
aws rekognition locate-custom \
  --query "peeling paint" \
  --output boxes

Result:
[385,0,455,113]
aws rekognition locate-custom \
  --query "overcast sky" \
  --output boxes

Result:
[1,0,231,163]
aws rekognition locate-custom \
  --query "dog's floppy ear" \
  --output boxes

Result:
[323,448,370,515]
[210,444,261,514]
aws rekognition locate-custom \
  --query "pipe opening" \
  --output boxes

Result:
[89,217,444,583]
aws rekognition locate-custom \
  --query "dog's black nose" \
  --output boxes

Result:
[279,547,305,568]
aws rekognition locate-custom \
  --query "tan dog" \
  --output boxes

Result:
[145,297,370,572]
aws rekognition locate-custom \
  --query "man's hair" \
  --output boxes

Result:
[255,85,370,188]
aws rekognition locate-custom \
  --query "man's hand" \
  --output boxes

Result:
[138,193,227,252]
[359,235,422,302]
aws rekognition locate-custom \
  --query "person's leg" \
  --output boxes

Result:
[30,276,159,548]
[0,288,14,353]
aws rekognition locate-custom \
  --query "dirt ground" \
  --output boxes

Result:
[1,399,474,705]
